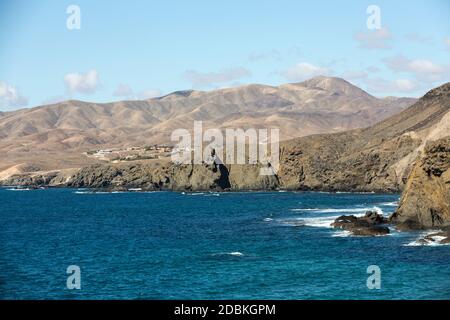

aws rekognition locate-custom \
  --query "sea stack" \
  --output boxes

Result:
[391,137,450,230]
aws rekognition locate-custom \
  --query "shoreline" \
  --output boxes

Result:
[0,183,401,194]
[2,186,448,246]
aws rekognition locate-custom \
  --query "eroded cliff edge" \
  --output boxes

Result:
[1,83,449,231]
[391,137,450,230]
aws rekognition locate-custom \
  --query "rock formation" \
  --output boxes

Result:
[1,81,449,231]
[390,137,450,230]
[331,211,390,236]
[0,76,415,172]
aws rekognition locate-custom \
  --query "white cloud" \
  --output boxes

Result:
[112,84,160,100]
[353,27,392,49]
[383,55,449,82]
[0,81,28,110]
[392,79,420,92]
[408,60,444,74]
[405,33,433,45]
[138,89,161,99]
[64,69,100,94]
[365,77,420,94]
[113,83,134,97]
[282,62,331,82]
[183,67,251,88]
[445,37,450,51]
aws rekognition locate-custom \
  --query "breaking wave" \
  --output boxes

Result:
[404,230,449,247]
[279,206,384,229]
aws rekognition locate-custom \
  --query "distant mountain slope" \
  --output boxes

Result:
[9,82,445,194]
[0,77,415,163]
[1,83,448,233]
[280,82,450,192]
[1,83,448,205]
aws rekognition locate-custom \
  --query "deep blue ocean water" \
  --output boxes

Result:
[0,188,449,300]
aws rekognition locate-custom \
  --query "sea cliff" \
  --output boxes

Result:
[1,83,449,232]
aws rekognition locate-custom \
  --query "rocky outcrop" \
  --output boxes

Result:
[0,76,416,173]
[390,137,450,230]
[331,211,390,236]
[60,161,279,192]
[278,82,450,193]
[421,228,450,245]
[1,83,449,232]
[0,168,76,187]
[279,131,420,192]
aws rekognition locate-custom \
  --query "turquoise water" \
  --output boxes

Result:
[0,188,449,299]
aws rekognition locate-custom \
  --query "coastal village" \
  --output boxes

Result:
[83,145,174,163]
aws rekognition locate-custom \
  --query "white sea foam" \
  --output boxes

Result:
[335,191,376,194]
[212,251,244,257]
[74,191,119,194]
[281,206,383,229]
[290,206,383,215]
[404,240,449,247]
[404,230,449,247]
[75,191,103,194]
[182,192,219,196]
[379,201,399,207]
[278,218,306,227]
[7,187,42,191]
[128,188,142,191]
[301,213,370,228]
[75,190,158,194]
[317,207,383,214]
[301,216,337,228]
[331,230,352,237]
[263,218,274,222]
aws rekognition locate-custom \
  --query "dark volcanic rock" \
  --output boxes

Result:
[1,83,448,233]
[424,227,450,244]
[331,210,390,236]
[411,226,450,245]
[65,161,279,192]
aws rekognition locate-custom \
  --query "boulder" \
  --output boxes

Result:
[331,210,390,236]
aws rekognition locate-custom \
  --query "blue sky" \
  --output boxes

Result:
[0,0,449,110]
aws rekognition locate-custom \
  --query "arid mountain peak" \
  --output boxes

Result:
[299,76,371,96]
[0,77,418,170]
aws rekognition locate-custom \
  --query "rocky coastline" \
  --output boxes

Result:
[1,83,449,236]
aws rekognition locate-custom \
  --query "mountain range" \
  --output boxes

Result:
[0,76,416,171]
[1,79,449,232]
